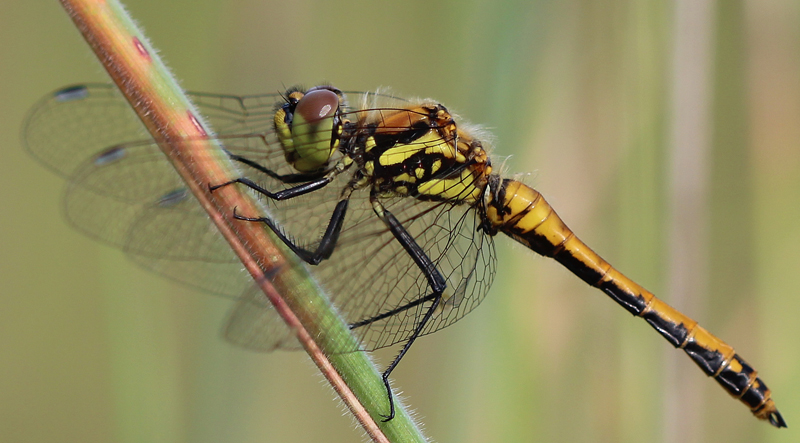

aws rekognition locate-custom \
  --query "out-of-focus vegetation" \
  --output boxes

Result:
[1,2,798,442]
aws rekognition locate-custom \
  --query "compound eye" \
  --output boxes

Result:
[284,88,341,173]
[295,88,339,124]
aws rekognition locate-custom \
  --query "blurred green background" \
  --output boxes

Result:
[2,1,799,442]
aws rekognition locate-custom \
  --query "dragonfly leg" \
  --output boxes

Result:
[210,160,350,263]
[226,149,326,183]
[378,294,441,422]
[349,293,439,329]
[368,197,447,421]
[209,176,332,201]
[233,198,349,265]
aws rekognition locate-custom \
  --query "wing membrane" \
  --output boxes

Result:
[24,84,497,352]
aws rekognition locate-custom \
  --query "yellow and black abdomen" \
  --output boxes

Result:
[483,178,785,427]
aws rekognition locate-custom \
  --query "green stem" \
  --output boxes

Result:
[57,0,426,441]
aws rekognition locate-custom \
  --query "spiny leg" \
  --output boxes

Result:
[233,197,348,265]
[368,196,447,421]
[213,145,352,199]
[209,176,332,201]
[225,149,325,184]
[209,164,348,263]
[349,293,439,330]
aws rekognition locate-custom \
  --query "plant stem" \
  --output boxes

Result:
[57,1,426,441]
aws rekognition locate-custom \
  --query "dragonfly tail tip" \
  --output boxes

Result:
[769,411,787,428]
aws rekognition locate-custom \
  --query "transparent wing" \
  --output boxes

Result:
[23,83,397,181]
[22,84,291,300]
[24,84,280,179]
[333,193,497,350]
[24,84,497,353]
[23,84,359,297]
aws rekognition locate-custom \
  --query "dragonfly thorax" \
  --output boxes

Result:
[343,102,493,205]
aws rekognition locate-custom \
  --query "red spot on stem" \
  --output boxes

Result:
[188,112,207,136]
[133,37,150,60]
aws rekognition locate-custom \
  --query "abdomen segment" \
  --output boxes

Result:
[483,178,785,428]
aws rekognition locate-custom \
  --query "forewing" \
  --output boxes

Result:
[22,84,344,299]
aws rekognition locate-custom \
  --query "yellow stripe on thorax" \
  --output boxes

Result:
[416,168,482,203]
[378,131,466,167]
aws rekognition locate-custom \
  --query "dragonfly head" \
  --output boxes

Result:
[274,86,344,173]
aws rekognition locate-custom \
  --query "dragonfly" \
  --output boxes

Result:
[24,83,785,426]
